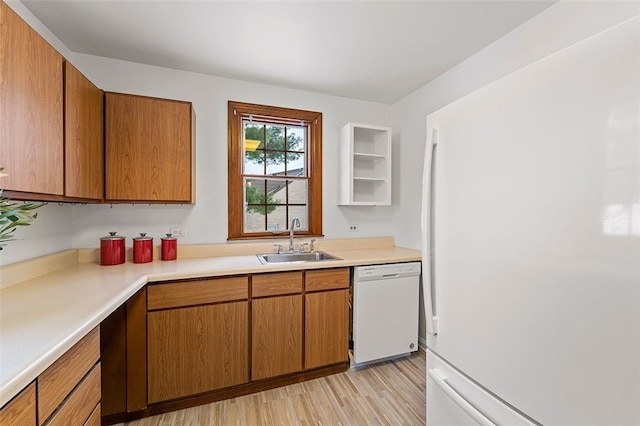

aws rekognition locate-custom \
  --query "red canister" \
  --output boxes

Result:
[161,233,177,261]
[100,232,125,265]
[133,233,153,263]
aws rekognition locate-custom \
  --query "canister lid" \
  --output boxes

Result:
[133,233,153,241]
[101,231,125,240]
[161,233,177,241]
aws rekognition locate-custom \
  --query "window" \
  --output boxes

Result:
[228,101,322,240]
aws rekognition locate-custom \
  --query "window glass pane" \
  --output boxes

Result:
[288,206,308,231]
[266,205,287,232]
[266,155,285,176]
[264,178,285,205]
[286,151,305,176]
[244,122,265,174]
[287,179,307,204]
[266,124,285,151]
[286,125,305,151]
[245,151,264,175]
[244,205,266,233]
[245,178,267,208]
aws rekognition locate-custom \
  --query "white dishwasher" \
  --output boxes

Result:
[352,262,421,366]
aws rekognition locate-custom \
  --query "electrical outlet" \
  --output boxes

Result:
[348,224,359,232]
[170,227,186,237]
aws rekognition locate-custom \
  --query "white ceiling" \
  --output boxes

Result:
[21,1,555,104]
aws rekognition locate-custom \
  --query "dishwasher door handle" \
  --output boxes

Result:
[381,273,400,279]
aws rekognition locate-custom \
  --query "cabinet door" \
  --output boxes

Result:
[252,294,303,380]
[305,289,349,370]
[64,62,103,200]
[147,302,249,403]
[0,382,36,426]
[105,92,194,203]
[0,2,63,195]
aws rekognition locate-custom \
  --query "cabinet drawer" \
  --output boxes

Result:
[38,327,100,423]
[148,276,249,310]
[305,268,350,292]
[252,272,303,297]
[0,382,36,426]
[45,364,101,426]
[83,403,100,426]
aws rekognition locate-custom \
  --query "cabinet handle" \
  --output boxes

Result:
[428,368,496,426]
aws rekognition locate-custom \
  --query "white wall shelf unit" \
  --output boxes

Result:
[339,123,392,206]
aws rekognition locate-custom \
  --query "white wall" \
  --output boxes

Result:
[390,0,640,343]
[68,55,394,249]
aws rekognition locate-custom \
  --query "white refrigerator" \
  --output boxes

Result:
[421,16,640,426]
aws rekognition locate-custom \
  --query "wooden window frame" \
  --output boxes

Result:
[228,101,323,240]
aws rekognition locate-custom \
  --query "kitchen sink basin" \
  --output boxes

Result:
[256,251,341,264]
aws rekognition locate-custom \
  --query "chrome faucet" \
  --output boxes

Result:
[289,217,300,252]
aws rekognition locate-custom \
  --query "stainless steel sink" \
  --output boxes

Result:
[256,251,341,264]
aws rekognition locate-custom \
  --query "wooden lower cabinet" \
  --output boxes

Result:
[44,365,100,426]
[0,383,36,426]
[100,287,147,418]
[100,269,350,424]
[84,404,101,426]
[252,294,303,380]
[38,328,100,422]
[305,268,350,370]
[305,289,350,370]
[147,301,249,403]
[1,327,101,426]
[251,271,303,381]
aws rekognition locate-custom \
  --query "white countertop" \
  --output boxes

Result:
[0,241,420,407]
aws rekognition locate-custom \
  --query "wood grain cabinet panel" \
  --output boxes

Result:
[148,276,248,310]
[83,404,100,426]
[305,289,350,370]
[100,305,127,417]
[147,302,249,403]
[252,272,303,297]
[99,287,146,420]
[45,364,101,426]
[0,382,36,426]
[0,2,63,195]
[305,268,349,292]
[64,62,103,200]
[38,327,100,423]
[105,92,195,203]
[252,294,303,381]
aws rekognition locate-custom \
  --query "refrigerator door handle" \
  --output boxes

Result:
[422,124,438,335]
[429,368,497,426]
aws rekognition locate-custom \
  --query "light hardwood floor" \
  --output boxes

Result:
[118,350,426,425]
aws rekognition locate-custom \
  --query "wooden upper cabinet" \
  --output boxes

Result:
[0,2,63,195]
[64,62,104,200]
[105,92,195,203]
